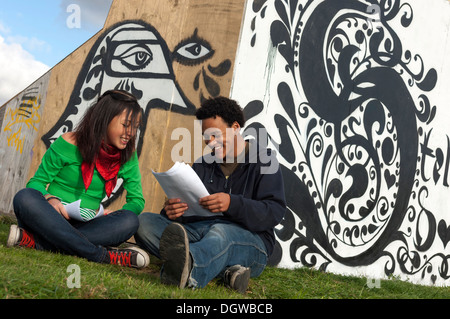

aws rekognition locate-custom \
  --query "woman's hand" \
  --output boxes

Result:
[164,198,188,220]
[48,198,70,220]
[103,209,113,216]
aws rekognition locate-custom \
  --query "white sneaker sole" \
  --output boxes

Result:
[127,246,150,268]
[6,224,20,247]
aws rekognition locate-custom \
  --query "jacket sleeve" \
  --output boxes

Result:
[224,164,287,233]
[119,152,145,215]
[26,145,67,196]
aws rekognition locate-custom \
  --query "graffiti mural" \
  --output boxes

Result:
[41,19,234,203]
[0,73,50,215]
[3,87,43,154]
[172,27,233,104]
[42,21,196,149]
[231,0,450,285]
[3,0,450,287]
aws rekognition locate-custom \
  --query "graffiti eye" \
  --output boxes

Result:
[109,41,170,76]
[117,45,153,71]
[173,29,215,66]
[173,42,214,65]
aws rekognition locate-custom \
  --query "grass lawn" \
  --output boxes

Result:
[1,215,450,300]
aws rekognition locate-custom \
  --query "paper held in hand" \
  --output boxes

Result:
[63,200,105,222]
[152,162,221,217]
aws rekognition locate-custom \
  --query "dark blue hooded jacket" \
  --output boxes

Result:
[162,140,286,257]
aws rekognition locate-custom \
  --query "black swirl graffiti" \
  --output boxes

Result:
[245,0,449,282]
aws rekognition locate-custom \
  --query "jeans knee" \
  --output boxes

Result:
[137,213,166,233]
[137,213,150,234]
[135,213,168,256]
[208,223,236,242]
[14,188,39,205]
[13,188,43,217]
[121,210,140,233]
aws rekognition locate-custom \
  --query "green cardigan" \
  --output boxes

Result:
[27,136,145,215]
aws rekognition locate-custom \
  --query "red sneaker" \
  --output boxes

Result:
[7,225,36,249]
[107,246,150,269]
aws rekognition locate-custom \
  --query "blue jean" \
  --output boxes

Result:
[135,213,268,288]
[13,188,139,263]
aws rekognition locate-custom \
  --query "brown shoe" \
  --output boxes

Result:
[159,223,192,288]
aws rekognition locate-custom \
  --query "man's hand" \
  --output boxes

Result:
[48,198,70,220]
[164,198,188,220]
[199,193,230,213]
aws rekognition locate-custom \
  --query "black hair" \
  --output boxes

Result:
[74,90,143,165]
[195,96,245,127]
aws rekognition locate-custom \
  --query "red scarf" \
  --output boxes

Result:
[81,143,121,197]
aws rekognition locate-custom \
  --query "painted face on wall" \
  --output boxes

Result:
[40,21,199,203]
[42,19,236,148]
[41,21,196,149]
[172,28,233,105]
[100,23,195,113]
[41,16,238,204]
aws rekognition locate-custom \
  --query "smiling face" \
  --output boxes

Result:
[106,109,140,150]
[201,116,242,161]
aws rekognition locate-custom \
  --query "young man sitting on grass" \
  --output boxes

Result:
[135,96,286,293]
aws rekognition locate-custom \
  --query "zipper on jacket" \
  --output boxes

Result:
[224,176,232,194]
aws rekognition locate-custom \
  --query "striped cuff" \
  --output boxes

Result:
[44,194,61,202]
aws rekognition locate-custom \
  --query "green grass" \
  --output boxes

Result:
[1,215,450,299]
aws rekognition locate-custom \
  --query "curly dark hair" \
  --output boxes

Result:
[195,96,245,127]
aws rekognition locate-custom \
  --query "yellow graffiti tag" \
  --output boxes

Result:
[3,95,42,154]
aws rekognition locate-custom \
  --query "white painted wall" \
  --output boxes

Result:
[231,0,450,286]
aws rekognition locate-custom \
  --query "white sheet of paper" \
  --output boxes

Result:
[64,200,105,222]
[152,162,221,217]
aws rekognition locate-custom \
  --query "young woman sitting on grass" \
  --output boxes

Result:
[7,90,149,268]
